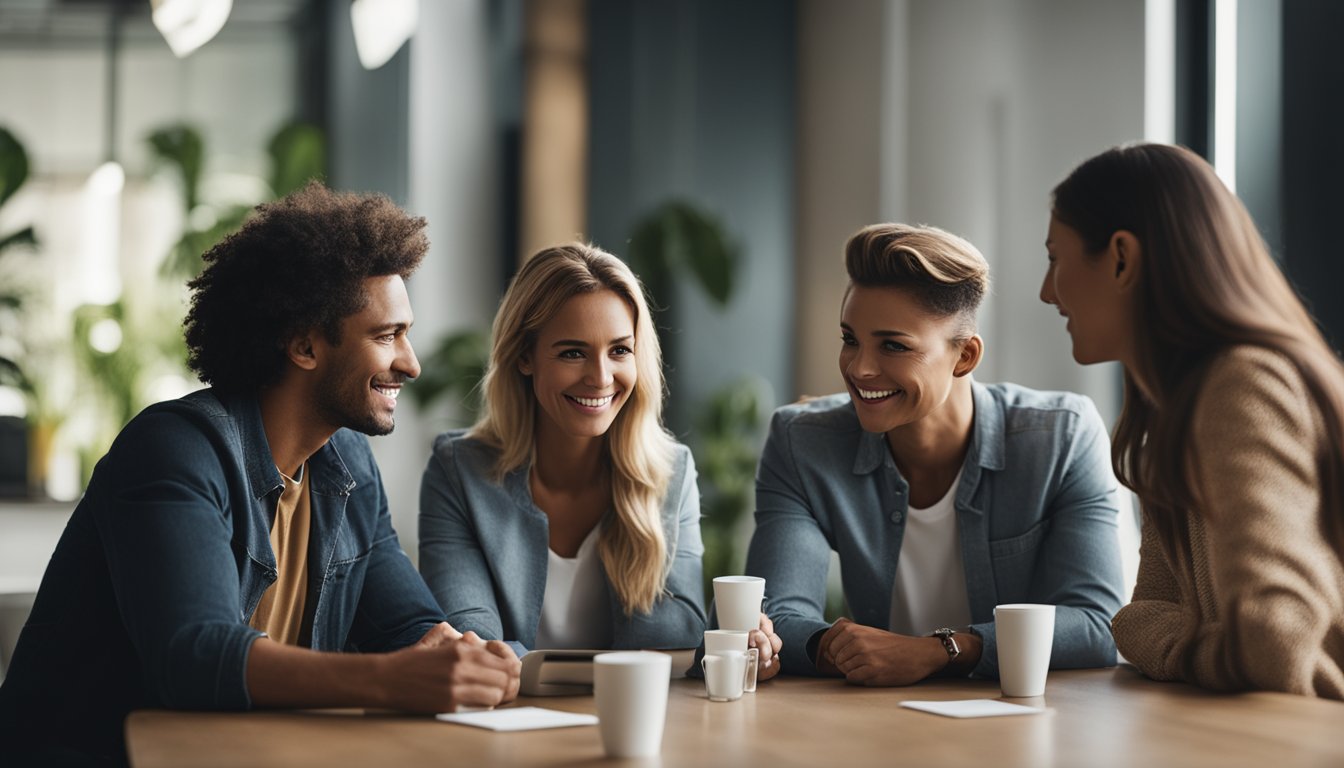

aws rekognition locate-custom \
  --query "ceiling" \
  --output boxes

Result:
[0,0,314,47]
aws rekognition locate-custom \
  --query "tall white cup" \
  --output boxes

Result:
[594,651,671,758]
[703,629,758,693]
[995,603,1055,697]
[713,575,765,632]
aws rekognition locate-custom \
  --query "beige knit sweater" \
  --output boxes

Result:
[1111,346,1344,699]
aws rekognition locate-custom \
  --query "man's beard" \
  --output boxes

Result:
[314,370,396,436]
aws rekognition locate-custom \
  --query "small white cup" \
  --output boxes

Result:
[703,629,758,693]
[593,651,671,758]
[713,575,765,632]
[995,603,1056,697]
[701,652,748,701]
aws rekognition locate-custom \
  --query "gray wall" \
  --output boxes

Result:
[588,0,797,432]
[341,1,506,566]
[796,0,1146,425]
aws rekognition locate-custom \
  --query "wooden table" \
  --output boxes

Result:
[126,666,1344,767]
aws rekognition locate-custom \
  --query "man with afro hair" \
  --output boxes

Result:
[0,183,520,766]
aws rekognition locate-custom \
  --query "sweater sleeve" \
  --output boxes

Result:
[1110,505,1189,678]
[1115,348,1344,694]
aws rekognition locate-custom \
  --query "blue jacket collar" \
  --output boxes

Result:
[218,390,355,501]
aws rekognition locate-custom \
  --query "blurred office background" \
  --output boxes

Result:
[2,0,1341,674]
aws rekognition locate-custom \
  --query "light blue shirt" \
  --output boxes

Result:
[744,382,1125,678]
[419,430,707,650]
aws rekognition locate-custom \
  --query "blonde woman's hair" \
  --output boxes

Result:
[469,243,676,615]
[844,223,990,342]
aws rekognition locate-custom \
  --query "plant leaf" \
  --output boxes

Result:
[0,226,36,255]
[268,122,327,198]
[627,200,737,309]
[677,205,736,307]
[0,355,24,388]
[160,205,252,279]
[147,125,205,211]
[0,126,30,209]
[407,328,490,418]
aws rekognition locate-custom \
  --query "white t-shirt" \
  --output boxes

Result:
[535,526,611,649]
[888,468,973,636]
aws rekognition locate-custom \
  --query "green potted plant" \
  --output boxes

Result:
[0,126,55,498]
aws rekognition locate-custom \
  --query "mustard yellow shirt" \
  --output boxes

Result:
[248,464,311,646]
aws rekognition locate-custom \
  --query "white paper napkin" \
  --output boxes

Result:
[435,706,599,731]
[899,699,1047,718]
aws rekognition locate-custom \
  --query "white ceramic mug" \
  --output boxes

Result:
[995,603,1056,697]
[701,652,748,702]
[593,651,671,757]
[713,575,765,632]
[703,629,758,693]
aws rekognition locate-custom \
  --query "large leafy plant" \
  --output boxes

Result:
[150,121,326,280]
[0,127,37,392]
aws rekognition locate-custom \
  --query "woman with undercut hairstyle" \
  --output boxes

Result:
[748,223,1125,685]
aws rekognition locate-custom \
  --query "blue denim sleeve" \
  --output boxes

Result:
[418,437,506,640]
[968,397,1125,678]
[612,446,707,650]
[345,452,444,653]
[94,411,263,711]
[744,409,835,676]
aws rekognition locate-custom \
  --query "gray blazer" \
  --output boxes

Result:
[419,430,707,650]
[745,382,1126,678]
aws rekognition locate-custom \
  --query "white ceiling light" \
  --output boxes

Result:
[351,0,419,70]
[150,0,233,58]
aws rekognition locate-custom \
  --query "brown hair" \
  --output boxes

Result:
[1052,142,1344,554]
[844,223,990,340]
[469,243,676,615]
[185,182,427,394]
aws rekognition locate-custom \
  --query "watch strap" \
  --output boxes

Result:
[932,627,960,664]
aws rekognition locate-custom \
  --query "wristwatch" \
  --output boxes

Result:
[931,628,960,666]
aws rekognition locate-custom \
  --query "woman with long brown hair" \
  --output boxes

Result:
[1041,142,1344,698]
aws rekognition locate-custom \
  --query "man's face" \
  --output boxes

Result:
[311,274,421,436]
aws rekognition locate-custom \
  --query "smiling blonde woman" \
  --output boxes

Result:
[419,244,779,666]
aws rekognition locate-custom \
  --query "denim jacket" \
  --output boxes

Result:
[419,430,707,651]
[744,382,1125,678]
[0,389,442,762]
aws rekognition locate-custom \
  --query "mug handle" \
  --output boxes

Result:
[743,647,759,693]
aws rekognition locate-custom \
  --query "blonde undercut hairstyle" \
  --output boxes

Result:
[469,243,676,615]
[844,223,990,342]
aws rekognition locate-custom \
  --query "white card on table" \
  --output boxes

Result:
[435,706,598,731]
[899,699,1047,718]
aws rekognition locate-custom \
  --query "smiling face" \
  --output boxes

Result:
[520,289,637,442]
[1040,214,1132,365]
[839,284,976,434]
[311,274,420,436]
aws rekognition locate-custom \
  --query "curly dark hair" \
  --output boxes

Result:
[184,182,428,394]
